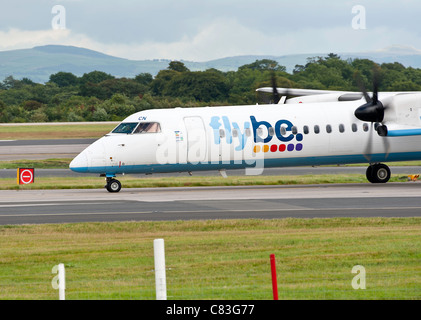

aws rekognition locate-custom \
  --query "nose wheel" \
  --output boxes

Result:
[105,178,122,193]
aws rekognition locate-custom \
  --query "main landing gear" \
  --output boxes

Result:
[366,163,391,183]
[105,177,122,193]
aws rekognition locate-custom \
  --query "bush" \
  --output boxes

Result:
[91,108,109,121]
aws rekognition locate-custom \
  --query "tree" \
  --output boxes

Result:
[239,59,286,72]
[150,69,178,96]
[80,78,145,99]
[165,70,229,102]
[2,76,19,89]
[22,100,44,111]
[134,73,153,86]
[327,53,341,60]
[80,71,114,84]
[49,72,79,87]
[91,107,109,121]
[168,61,190,73]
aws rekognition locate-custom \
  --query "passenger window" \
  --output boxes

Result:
[339,124,345,133]
[245,128,251,137]
[352,123,358,132]
[219,129,225,138]
[133,122,161,134]
[268,127,275,137]
[303,126,309,134]
[292,126,298,135]
[314,125,320,134]
[326,125,332,134]
[232,129,238,137]
[363,123,369,132]
[280,126,287,136]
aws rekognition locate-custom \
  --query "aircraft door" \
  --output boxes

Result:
[184,117,207,163]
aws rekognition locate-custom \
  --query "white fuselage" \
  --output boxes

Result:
[69,100,421,176]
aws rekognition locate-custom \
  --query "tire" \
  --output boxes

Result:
[366,166,375,183]
[106,179,122,193]
[367,164,390,184]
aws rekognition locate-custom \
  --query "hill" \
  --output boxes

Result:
[1,45,421,83]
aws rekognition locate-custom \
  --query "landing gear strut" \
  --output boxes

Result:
[366,163,391,183]
[105,177,122,193]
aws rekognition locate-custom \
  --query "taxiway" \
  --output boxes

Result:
[1,183,420,225]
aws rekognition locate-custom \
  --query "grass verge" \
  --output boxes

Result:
[0,158,73,169]
[0,123,116,140]
[0,218,420,300]
[0,174,413,190]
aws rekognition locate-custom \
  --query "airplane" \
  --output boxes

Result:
[69,79,421,192]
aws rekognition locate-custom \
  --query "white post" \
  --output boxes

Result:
[154,239,167,300]
[58,263,66,300]
[52,263,66,300]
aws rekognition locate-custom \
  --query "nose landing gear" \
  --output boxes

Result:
[105,177,122,193]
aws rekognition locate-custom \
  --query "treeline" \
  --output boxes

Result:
[1,54,421,123]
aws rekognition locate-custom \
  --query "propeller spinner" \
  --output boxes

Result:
[354,69,386,124]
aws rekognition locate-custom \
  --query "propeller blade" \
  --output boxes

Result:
[383,136,390,159]
[353,71,371,103]
[372,66,381,105]
[271,73,281,104]
[363,123,374,162]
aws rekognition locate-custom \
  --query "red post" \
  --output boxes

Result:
[270,254,279,300]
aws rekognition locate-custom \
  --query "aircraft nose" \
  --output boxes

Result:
[69,151,88,172]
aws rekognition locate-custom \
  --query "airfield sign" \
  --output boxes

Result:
[17,168,35,185]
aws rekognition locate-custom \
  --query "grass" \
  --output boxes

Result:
[0,158,73,169]
[0,218,420,300]
[0,123,420,300]
[0,174,413,191]
[0,123,116,140]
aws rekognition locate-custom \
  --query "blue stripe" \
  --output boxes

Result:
[70,151,421,175]
[388,129,421,137]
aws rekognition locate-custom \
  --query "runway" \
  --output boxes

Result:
[1,183,421,225]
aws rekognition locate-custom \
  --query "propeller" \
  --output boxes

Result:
[353,68,390,160]
[354,69,384,123]
[270,71,292,104]
[271,72,281,104]
[256,72,287,104]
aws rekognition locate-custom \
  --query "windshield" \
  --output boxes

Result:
[133,122,161,133]
[111,122,139,134]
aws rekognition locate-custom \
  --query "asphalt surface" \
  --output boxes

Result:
[1,138,421,225]
[1,183,421,225]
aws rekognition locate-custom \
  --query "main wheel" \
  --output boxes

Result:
[106,179,122,193]
[366,164,391,184]
[366,166,375,183]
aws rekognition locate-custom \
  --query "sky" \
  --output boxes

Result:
[0,0,420,61]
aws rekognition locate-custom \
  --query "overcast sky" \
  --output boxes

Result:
[0,0,420,61]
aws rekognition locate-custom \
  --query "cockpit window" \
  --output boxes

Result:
[111,122,162,134]
[133,122,161,134]
[112,122,139,134]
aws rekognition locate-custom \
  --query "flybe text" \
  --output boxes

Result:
[209,116,303,150]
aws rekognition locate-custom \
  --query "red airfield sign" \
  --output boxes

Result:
[17,168,35,185]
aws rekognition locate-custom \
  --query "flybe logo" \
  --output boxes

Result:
[209,116,304,152]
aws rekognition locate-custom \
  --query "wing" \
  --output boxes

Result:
[256,87,363,104]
